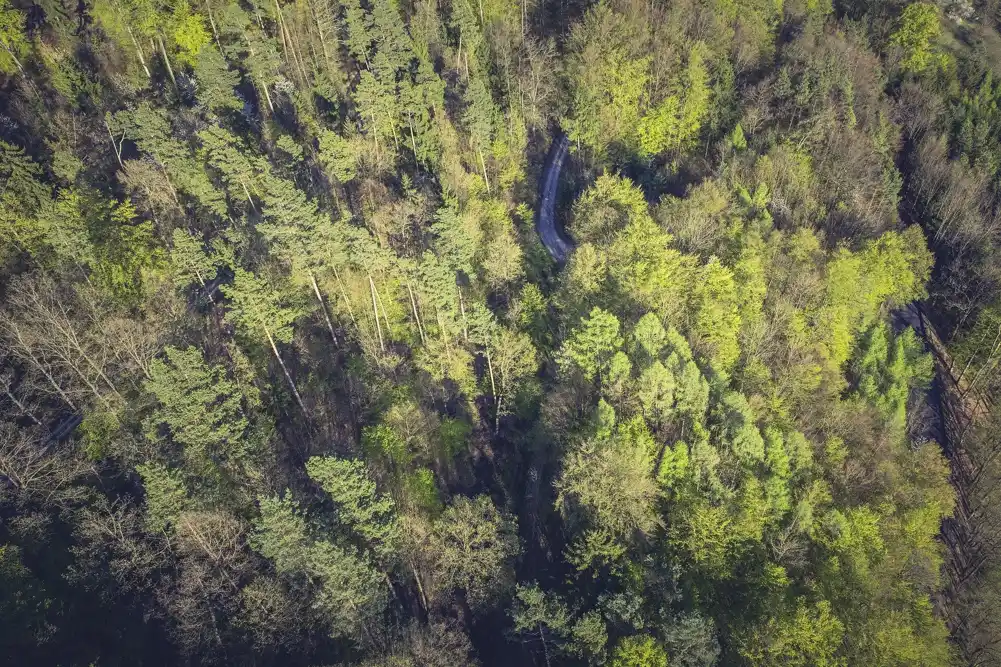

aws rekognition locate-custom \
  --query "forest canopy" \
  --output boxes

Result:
[1,0,1001,663]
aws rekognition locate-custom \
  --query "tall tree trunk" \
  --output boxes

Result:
[264,325,308,415]
[486,348,499,433]
[205,3,222,49]
[157,35,178,90]
[407,284,426,344]
[310,0,339,88]
[458,286,469,341]
[105,121,125,168]
[478,148,490,193]
[333,267,357,325]
[309,270,338,345]
[368,275,385,352]
[126,27,152,79]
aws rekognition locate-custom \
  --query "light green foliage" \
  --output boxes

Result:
[562,2,649,156]
[715,391,765,465]
[729,123,748,151]
[306,456,399,555]
[609,635,669,667]
[555,413,660,553]
[318,130,360,183]
[636,43,710,157]
[511,584,571,643]
[111,107,228,216]
[91,200,165,305]
[305,540,387,638]
[463,74,496,152]
[570,611,608,660]
[571,173,651,245]
[890,3,943,75]
[637,361,676,430]
[691,257,741,373]
[169,228,224,291]
[193,46,242,113]
[607,210,693,324]
[0,142,48,252]
[171,2,210,66]
[0,0,972,662]
[252,494,387,639]
[424,495,518,612]
[252,494,310,574]
[633,312,668,359]
[816,506,885,582]
[819,227,932,371]
[221,268,303,344]
[0,0,26,75]
[670,498,740,577]
[79,408,121,460]
[510,584,607,659]
[136,462,189,533]
[739,599,845,666]
[558,307,623,381]
[199,125,267,202]
[852,324,932,428]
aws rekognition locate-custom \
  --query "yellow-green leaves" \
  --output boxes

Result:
[171,2,210,67]
[0,0,27,75]
[636,44,710,157]
[557,307,623,382]
[890,3,944,75]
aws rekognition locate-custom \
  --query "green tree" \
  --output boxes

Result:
[221,268,307,414]
[306,456,399,557]
[738,599,846,667]
[144,346,256,486]
[558,307,623,382]
[136,461,190,532]
[889,3,942,74]
[610,635,669,667]
[421,495,519,612]
[0,0,28,77]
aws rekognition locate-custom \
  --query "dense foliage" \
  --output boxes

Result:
[1,0,1000,663]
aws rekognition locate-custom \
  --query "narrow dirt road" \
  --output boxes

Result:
[537,133,574,262]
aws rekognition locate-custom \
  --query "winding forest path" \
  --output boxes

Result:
[537,133,574,262]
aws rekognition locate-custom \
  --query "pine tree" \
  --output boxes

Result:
[136,461,190,532]
[221,268,308,414]
[144,346,255,484]
[193,44,242,113]
[306,456,399,557]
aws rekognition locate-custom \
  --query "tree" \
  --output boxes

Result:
[252,494,387,639]
[557,307,623,382]
[510,584,572,665]
[420,495,519,612]
[890,3,942,75]
[193,45,242,113]
[221,268,307,415]
[484,325,538,431]
[306,456,399,557]
[555,413,660,565]
[136,461,190,533]
[609,635,669,667]
[0,0,27,76]
[144,346,257,487]
[738,599,846,667]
